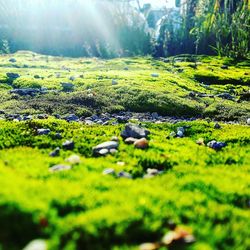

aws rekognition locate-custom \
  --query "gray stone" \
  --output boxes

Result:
[117,171,132,179]
[207,140,226,150]
[64,114,79,122]
[121,124,150,139]
[37,129,51,135]
[103,168,115,175]
[93,141,119,155]
[49,147,60,157]
[9,58,17,63]
[151,112,159,119]
[151,73,159,77]
[10,88,42,96]
[6,72,20,79]
[112,79,118,85]
[247,118,250,125]
[62,140,74,150]
[61,82,74,91]
[214,123,221,129]
[49,164,71,172]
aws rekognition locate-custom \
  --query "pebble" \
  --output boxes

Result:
[151,73,159,77]
[125,137,138,144]
[65,155,81,165]
[117,171,132,179]
[176,130,184,138]
[247,118,250,125]
[62,140,74,150]
[112,79,118,85]
[196,138,205,146]
[207,140,226,150]
[111,136,119,142]
[64,114,79,122]
[98,148,109,156]
[121,124,150,139]
[37,129,51,135]
[102,168,115,175]
[6,72,20,79]
[49,164,71,172]
[214,123,221,129]
[139,242,160,250]
[93,141,119,156]
[9,58,17,63]
[134,138,149,149]
[49,147,60,157]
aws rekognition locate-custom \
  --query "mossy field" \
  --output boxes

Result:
[0,52,249,250]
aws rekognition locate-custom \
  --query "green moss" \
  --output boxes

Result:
[0,120,249,249]
[0,52,249,120]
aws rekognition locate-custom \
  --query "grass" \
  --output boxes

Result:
[0,119,249,250]
[0,52,249,120]
[0,52,249,249]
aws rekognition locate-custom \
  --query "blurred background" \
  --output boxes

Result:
[0,0,249,58]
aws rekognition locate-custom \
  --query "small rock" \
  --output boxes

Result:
[162,226,195,246]
[49,164,71,172]
[9,58,17,63]
[102,168,115,175]
[151,73,159,77]
[214,123,221,129]
[207,140,226,150]
[37,114,48,119]
[66,155,81,165]
[125,137,138,144]
[221,65,229,69]
[55,133,62,139]
[98,148,109,156]
[112,79,118,85]
[34,75,41,79]
[196,138,205,146]
[217,93,234,100]
[109,148,118,154]
[139,242,160,250]
[64,114,79,122]
[111,136,119,142]
[23,239,47,250]
[146,168,159,176]
[62,140,74,150]
[117,171,132,179]
[93,141,119,156]
[169,131,177,138]
[49,147,60,157]
[6,72,20,79]
[151,112,159,119]
[134,138,149,149]
[247,118,250,125]
[124,67,129,70]
[121,124,150,139]
[37,129,51,135]
[69,76,76,81]
[176,130,184,138]
[61,82,74,92]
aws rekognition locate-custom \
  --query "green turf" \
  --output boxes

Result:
[0,119,249,250]
[0,52,249,120]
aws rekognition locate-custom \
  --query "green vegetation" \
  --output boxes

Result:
[0,118,249,250]
[0,52,249,121]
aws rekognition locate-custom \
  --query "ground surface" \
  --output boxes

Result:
[0,51,249,120]
[0,52,249,250]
